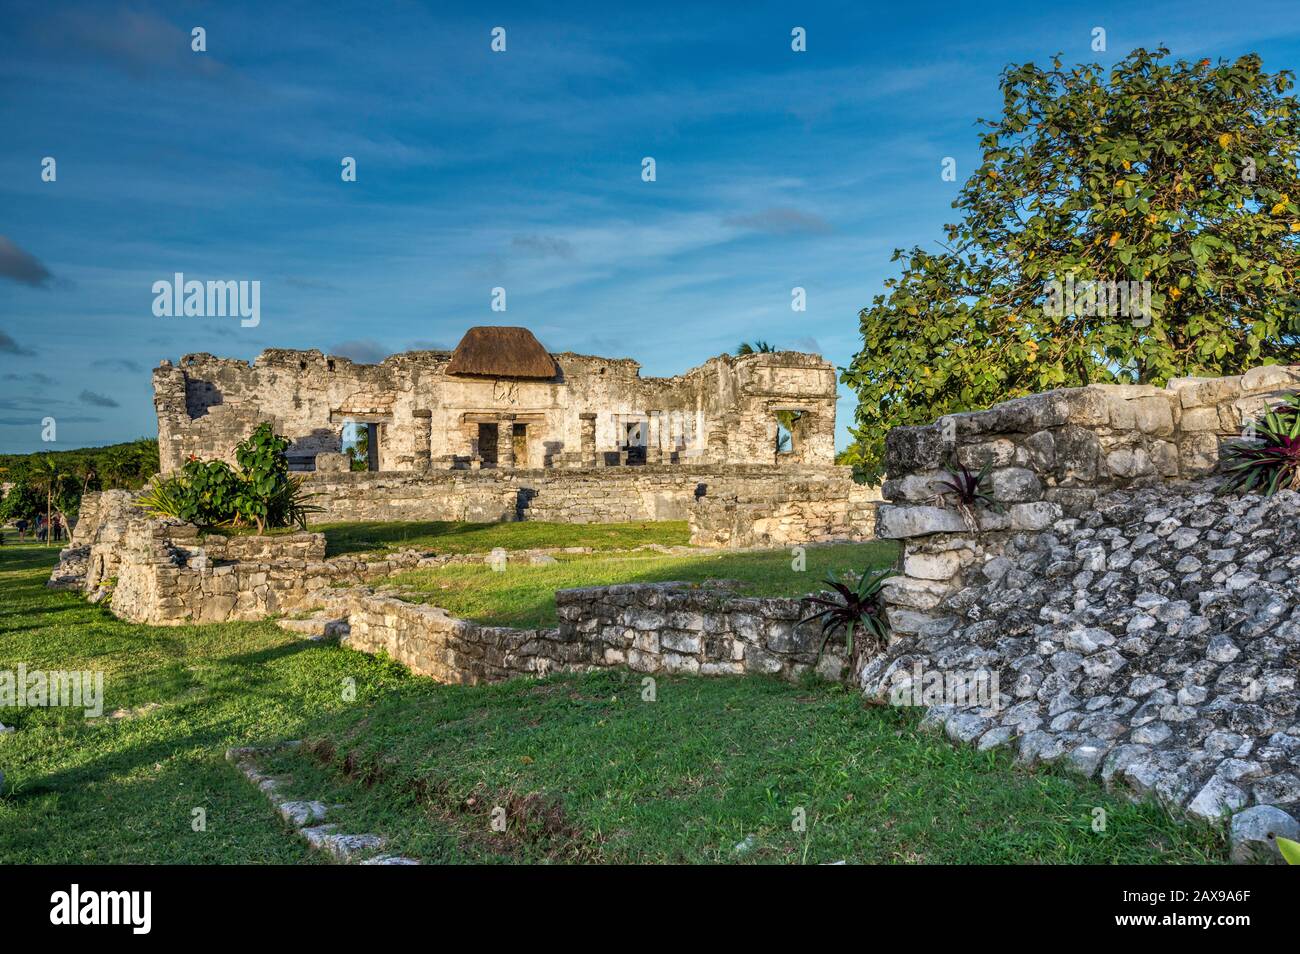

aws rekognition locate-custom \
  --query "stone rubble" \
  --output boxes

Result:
[861,482,1300,839]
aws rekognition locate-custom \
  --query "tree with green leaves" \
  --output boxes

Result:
[736,341,776,355]
[842,47,1300,482]
[31,456,76,544]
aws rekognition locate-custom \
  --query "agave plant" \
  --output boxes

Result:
[799,567,893,661]
[1219,394,1300,497]
[931,458,1003,530]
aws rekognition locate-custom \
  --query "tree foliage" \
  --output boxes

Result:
[842,48,1300,482]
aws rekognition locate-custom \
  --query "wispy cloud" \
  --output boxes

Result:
[0,330,37,355]
[724,207,834,235]
[91,358,144,373]
[4,371,55,386]
[31,7,230,80]
[329,339,389,364]
[79,390,120,408]
[512,234,576,259]
[0,238,53,287]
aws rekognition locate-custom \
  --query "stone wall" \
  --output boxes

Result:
[882,364,1300,520]
[688,470,880,547]
[876,364,1300,639]
[862,481,1300,824]
[154,345,839,474]
[864,364,1300,830]
[300,463,871,543]
[53,491,425,625]
[342,582,845,686]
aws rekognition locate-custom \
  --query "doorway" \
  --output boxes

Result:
[478,422,499,466]
[512,423,529,467]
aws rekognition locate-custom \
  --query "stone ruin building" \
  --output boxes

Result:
[152,327,877,540]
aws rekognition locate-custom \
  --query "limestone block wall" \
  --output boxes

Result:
[876,364,1300,639]
[882,364,1300,518]
[858,364,1300,826]
[688,469,881,547]
[342,583,846,686]
[54,492,423,625]
[302,463,866,538]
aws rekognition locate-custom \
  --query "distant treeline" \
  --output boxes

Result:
[0,438,159,525]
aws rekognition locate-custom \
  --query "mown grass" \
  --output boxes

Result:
[0,542,1230,864]
[0,543,410,863]
[315,519,691,557]
[257,668,1229,865]
[390,541,900,628]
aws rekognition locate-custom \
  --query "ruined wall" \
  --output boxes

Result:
[688,469,881,547]
[300,463,861,529]
[53,492,426,625]
[876,364,1300,639]
[864,364,1300,827]
[882,364,1300,520]
[343,583,845,686]
[153,347,838,474]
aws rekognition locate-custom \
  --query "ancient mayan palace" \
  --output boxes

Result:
[151,326,878,544]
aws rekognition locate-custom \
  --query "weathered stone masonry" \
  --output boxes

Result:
[867,364,1300,837]
[154,333,839,474]
[345,584,844,686]
[151,329,874,541]
[55,492,847,685]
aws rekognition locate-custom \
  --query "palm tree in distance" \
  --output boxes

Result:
[736,341,777,355]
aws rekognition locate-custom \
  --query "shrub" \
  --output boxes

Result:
[137,423,320,532]
[1218,393,1300,496]
[800,568,893,662]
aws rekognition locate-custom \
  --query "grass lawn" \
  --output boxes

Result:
[0,541,1229,864]
[315,519,691,557]
[391,540,900,628]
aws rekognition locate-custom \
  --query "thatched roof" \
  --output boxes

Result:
[445,326,558,379]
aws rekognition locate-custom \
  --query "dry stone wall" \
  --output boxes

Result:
[303,463,870,545]
[343,582,844,686]
[688,470,880,547]
[867,365,1300,833]
[53,491,424,625]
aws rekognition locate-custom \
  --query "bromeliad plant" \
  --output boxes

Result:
[799,567,894,662]
[138,423,320,533]
[1218,393,1300,497]
[932,458,1003,530]
[1279,837,1300,865]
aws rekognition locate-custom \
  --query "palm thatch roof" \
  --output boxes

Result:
[445,326,558,379]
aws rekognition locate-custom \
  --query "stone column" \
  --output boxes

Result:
[412,408,432,471]
[497,414,516,469]
[579,412,597,467]
[647,411,663,464]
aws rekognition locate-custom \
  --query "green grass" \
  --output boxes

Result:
[256,668,1228,865]
[391,541,900,628]
[314,519,692,557]
[0,542,1230,864]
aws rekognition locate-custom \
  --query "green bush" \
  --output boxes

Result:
[138,423,320,533]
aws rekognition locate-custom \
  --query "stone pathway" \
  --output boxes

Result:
[225,742,418,865]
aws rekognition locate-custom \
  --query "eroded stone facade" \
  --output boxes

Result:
[154,341,838,474]
[868,364,1300,832]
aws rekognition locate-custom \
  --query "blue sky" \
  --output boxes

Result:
[3,0,1300,453]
